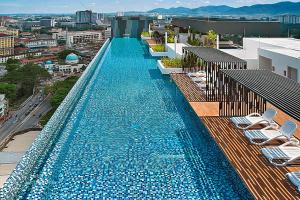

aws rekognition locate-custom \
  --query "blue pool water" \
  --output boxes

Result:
[19,38,252,199]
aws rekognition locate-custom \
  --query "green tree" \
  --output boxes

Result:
[5,59,21,72]
[205,30,217,48]
[0,83,17,101]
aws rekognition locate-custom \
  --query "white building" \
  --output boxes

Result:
[221,38,300,83]
[57,64,85,74]
[277,15,300,24]
[53,31,103,45]
[104,28,111,40]
[25,39,57,48]
[0,94,7,117]
[0,52,42,63]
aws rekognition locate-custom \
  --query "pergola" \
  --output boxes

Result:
[182,47,247,101]
[219,69,300,120]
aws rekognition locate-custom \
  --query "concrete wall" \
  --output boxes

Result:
[258,48,300,82]
[172,18,282,37]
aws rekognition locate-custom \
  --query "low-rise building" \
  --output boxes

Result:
[24,39,57,49]
[43,53,85,74]
[0,51,42,63]
[53,31,103,45]
[21,55,57,65]
[221,37,300,83]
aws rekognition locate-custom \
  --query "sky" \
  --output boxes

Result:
[0,0,299,14]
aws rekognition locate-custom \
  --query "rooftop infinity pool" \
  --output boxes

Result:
[2,38,252,199]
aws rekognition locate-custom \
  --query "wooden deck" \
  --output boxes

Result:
[201,117,300,199]
[170,72,300,199]
[171,74,206,102]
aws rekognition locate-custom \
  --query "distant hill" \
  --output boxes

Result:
[148,1,300,16]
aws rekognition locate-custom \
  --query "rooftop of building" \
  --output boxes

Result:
[244,37,300,51]
[0,33,10,37]
[260,47,300,59]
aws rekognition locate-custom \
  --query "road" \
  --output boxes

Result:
[0,93,52,147]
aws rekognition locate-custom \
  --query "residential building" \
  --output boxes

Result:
[0,51,42,63]
[0,33,14,56]
[0,26,19,37]
[24,39,57,49]
[92,13,103,24]
[40,18,55,28]
[21,20,40,31]
[277,15,300,24]
[111,16,153,37]
[53,31,103,45]
[0,94,7,117]
[59,21,76,28]
[104,27,111,39]
[221,38,300,83]
[76,10,92,24]
[21,55,56,65]
[31,25,42,31]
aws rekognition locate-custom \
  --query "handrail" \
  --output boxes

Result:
[0,39,111,199]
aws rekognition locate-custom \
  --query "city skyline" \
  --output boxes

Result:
[0,0,300,14]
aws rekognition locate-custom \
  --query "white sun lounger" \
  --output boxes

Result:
[230,108,277,130]
[261,139,300,166]
[187,71,206,78]
[244,120,297,145]
[192,77,206,83]
[286,172,300,191]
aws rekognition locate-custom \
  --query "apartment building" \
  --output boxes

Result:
[0,33,14,56]
[0,26,19,37]
[53,31,103,45]
[24,39,57,49]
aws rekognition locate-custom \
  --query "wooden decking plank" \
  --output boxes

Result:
[171,72,300,199]
[201,117,300,199]
[171,74,206,102]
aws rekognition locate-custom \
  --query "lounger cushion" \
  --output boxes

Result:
[230,117,252,125]
[244,130,286,141]
[261,147,300,160]
[287,172,300,191]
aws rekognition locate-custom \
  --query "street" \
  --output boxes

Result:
[0,93,52,147]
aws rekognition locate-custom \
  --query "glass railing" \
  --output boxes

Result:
[0,39,111,199]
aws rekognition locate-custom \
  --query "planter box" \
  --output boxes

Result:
[149,47,169,57]
[157,60,182,74]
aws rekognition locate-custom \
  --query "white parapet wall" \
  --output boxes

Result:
[166,43,187,58]
[141,35,151,40]
[157,60,182,75]
[149,47,169,57]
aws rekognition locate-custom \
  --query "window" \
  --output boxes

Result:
[284,70,287,76]
[287,66,298,82]
[272,66,275,71]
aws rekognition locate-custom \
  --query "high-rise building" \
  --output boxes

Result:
[76,10,92,24]
[92,13,105,24]
[0,33,14,56]
[40,18,55,28]
[277,15,300,24]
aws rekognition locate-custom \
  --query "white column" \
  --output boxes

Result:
[165,32,168,46]
[174,36,177,58]
[216,34,219,49]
